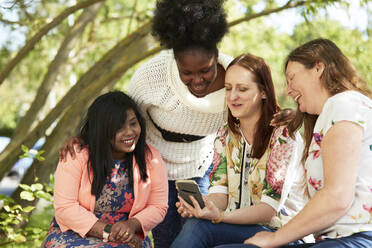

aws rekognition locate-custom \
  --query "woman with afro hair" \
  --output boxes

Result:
[127,0,231,247]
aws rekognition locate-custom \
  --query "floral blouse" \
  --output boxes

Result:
[209,124,306,229]
[306,91,372,239]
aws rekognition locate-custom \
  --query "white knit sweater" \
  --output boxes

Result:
[128,50,233,180]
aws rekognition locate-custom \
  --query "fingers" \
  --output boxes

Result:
[178,196,194,211]
[119,230,133,243]
[202,195,210,208]
[189,195,202,211]
[270,108,295,127]
[177,197,196,218]
[68,145,76,159]
[111,228,132,243]
[59,137,82,161]
[58,148,65,162]
[176,200,193,218]
[270,121,289,127]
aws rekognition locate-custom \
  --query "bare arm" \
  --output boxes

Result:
[223,203,276,225]
[246,121,362,247]
[208,193,228,210]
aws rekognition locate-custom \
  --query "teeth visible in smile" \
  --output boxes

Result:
[294,95,300,102]
[121,139,134,144]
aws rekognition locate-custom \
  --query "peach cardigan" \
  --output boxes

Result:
[54,145,168,239]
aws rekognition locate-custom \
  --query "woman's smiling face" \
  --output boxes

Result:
[285,61,328,115]
[225,65,265,121]
[111,109,141,160]
[176,49,218,98]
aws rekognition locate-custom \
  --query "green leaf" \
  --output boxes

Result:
[13,233,27,242]
[11,204,22,210]
[31,183,43,191]
[44,184,54,194]
[19,184,32,191]
[5,226,14,234]
[10,219,20,225]
[49,173,55,185]
[20,191,35,201]
[21,145,29,153]
[23,206,36,213]
[3,205,11,212]
[35,191,53,202]
[36,155,45,161]
[37,150,45,156]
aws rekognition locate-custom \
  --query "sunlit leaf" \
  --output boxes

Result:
[20,191,35,201]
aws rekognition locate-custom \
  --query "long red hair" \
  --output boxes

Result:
[227,53,280,158]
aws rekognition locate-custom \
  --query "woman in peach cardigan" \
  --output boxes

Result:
[42,91,168,248]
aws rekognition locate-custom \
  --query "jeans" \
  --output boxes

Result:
[214,231,372,248]
[170,218,274,248]
[152,164,213,248]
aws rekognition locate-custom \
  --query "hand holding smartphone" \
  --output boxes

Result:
[175,180,205,209]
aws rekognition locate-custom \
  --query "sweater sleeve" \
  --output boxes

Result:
[130,146,168,238]
[127,54,168,116]
[54,148,98,238]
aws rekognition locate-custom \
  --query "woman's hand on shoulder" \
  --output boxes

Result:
[270,108,296,127]
[59,136,84,162]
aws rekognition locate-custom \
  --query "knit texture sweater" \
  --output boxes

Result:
[128,50,233,180]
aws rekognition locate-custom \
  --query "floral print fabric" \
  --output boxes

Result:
[306,91,372,239]
[42,161,152,248]
[209,125,306,228]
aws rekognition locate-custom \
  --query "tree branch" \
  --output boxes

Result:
[0,22,159,181]
[0,13,27,25]
[228,0,307,27]
[0,0,106,86]
[127,0,138,35]
[10,2,106,142]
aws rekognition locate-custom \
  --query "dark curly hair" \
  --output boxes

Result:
[152,0,228,54]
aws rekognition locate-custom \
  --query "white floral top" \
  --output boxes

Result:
[209,124,306,229]
[306,91,372,239]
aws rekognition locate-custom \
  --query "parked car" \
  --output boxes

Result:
[0,136,45,196]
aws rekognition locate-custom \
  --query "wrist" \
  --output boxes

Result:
[128,218,142,233]
[102,223,112,242]
[271,229,287,247]
[211,210,224,224]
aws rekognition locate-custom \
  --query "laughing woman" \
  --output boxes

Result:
[42,91,168,248]
[229,39,372,248]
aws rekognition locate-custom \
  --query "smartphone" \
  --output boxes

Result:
[175,179,205,209]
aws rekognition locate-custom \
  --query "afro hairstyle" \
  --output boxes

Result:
[152,0,228,53]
